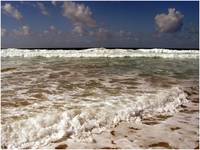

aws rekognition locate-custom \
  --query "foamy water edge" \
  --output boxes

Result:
[2,86,189,148]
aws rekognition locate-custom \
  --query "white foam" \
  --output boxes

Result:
[1,86,188,148]
[1,48,199,58]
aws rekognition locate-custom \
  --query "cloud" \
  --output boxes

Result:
[14,26,31,36]
[49,25,56,31]
[90,28,112,42]
[51,1,57,6]
[1,28,7,37]
[62,1,96,33]
[21,26,31,35]
[2,3,23,20]
[49,25,62,34]
[118,30,132,38]
[51,1,62,6]
[62,1,133,42]
[73,25,86,36]
[37,2,49,16]
[42,25,61,36]
[155,8,184,33]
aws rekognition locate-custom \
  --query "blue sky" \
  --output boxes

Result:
[1,1,199,48]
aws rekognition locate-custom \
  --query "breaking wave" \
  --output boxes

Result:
[1,48,199,58]
[2,86,188,148]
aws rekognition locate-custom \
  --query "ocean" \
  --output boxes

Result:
[1,48,199,149]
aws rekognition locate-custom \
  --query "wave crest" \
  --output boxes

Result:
[1,48,199,58]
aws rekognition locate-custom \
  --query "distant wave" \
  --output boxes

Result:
[1,48,199,58]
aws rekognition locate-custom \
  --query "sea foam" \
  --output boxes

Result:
[1,86,188,148]
[1,48,199,58]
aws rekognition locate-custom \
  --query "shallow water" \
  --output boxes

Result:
[1,57,199,148]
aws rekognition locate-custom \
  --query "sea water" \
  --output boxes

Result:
[1,48,199,148]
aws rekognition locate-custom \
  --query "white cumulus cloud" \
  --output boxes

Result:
[2,3,23,20]
[155,8,184,33]
[37,2,49,16]
[63,1,96,33]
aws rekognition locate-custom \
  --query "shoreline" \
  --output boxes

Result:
[47,84,199,149]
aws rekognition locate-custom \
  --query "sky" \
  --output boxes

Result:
[1,1,199,48]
